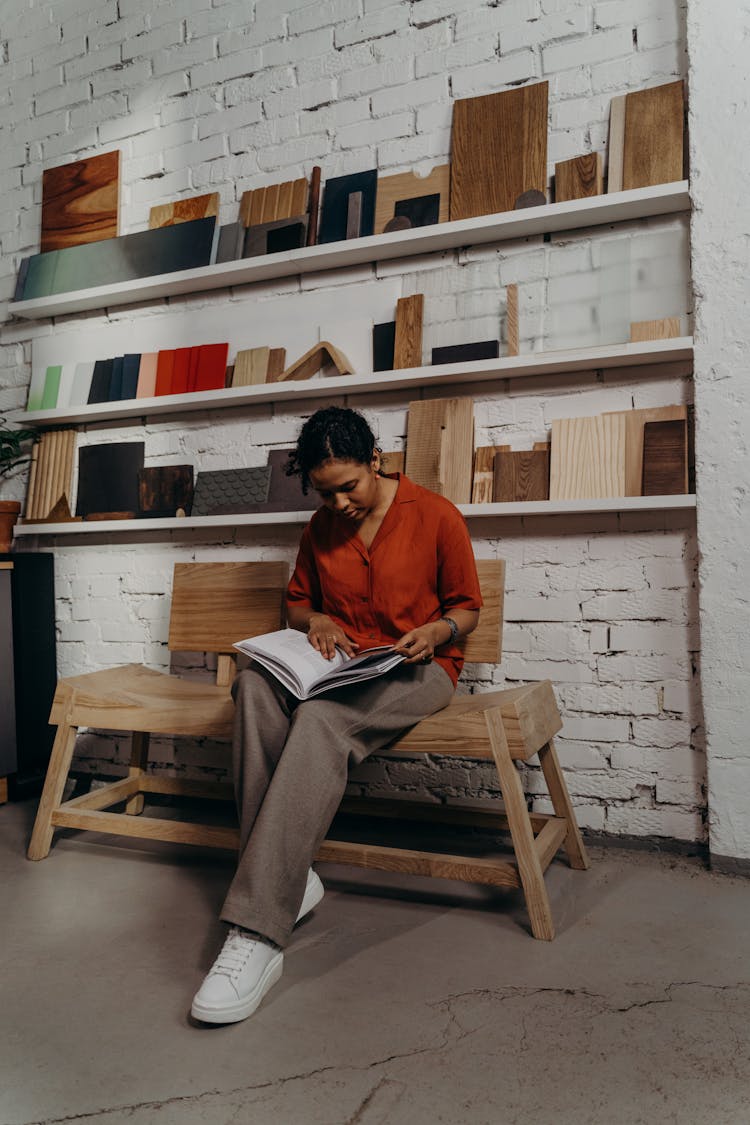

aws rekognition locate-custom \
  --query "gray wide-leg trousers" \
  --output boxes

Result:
[220,660,454,947]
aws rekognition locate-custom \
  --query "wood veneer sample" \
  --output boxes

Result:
[506,284,519,357]
[629,317,681,342]
[233,347,271,387]
[381,450,405,476]
[555,153,603,202]
[266,348,287,382]
[394,294,424,369]
[642,419,688,495]
[138,465,194,518]
[471,446,497,504]
[149,193,219,229]
[41,151,120,253]
[622,80,684,190]
[374,165,450,235]
[605,405,688,496]
[450,81,548,220]
[239,178,308,227]
[278,342,353,382]
[549,414,627,500]
[494,448,550,502]
[307,166,321,246]
[607,95,626,193]
[405,397,474,504]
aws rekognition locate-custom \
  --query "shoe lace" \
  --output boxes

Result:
[210,927,257,979]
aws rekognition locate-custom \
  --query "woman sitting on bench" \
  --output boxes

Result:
[191,405,482,1024]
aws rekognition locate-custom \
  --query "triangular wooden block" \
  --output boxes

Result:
[277,342,354,383]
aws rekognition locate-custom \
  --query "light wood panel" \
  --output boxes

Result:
[506,284,519,356]
[169,561,288,653]
[607,95,626,193]
[471,446,497,503]
[555,153,603,201]
[549,414,628,499]
[630,317,681,342]
[41,151,120,252]
[239,178,308,227]
[393,294,424,369]
[405,396,474,504]
[232,347,270,386]
[149,193,219,229]
[622,80,684,190]
[450,81,548,220]
[374,165,450,235]
[605,404,688,496]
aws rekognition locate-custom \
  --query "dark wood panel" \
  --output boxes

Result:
[41,151,120,253]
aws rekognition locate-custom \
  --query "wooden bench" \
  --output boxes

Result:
[28,560,588,939]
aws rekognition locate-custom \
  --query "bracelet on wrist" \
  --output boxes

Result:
[439,615,459,644]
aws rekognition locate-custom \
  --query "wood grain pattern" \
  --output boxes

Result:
[629,317,681,342]
[169,561,288,653]
[493,448,550,502]
[405,396,474,503]
[239,178,308,227]
[346,190,363,239]
[555,153,603,202]
[605,405,688,496]
[277,341,353,382]
[607,95,626,193]
[25,442,39,519]
[266,348,287,381]
[381,450,405,476]
[550,414,628,499]
[641,418,688,495]
[622,80,684,190]
[41,151,120,253]
[450,82,548,221]
[393,293,424,369]
[506,284,519,357]
[307,165,321,246]
[149,193,219,229]
[471,446,497,503]
[374,165,450,235]
[232,347,271,386]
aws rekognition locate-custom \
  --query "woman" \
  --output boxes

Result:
[191,405,482,1024]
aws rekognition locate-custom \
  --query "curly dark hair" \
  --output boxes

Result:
[286,405,381,494]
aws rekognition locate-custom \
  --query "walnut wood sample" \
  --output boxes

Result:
[605,405,688,496]
[374,165,450,235]
[629,318,681,342]
[138,466,194,517]
[405,397,474,504]
[41,151,120,253]
[607,95,626,193]
[471,447,497,504]
[393,294,424,369]
[307,166,321,246]
[555,153,603,202]
[149,193,219,229]
[265,348,287,382]
[450,82,548,221]
[233,347,271,387]
[642,419,688,495]
[239,178,308,227]
[622,80,684,190]
[550,414,627,500]
[494,448,550,502]
[506,284,519,357]
[278,342,353,383]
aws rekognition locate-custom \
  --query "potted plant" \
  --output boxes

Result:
[0,417,35,552]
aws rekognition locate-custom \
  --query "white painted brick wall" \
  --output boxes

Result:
[0,0,706,846]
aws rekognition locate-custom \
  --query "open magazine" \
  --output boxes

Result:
[233,627,405,700]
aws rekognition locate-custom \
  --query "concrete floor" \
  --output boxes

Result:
[1,799,749,1125]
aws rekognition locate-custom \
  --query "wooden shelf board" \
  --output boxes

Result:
[10,181,690,321]
[15,337,693,428]
[13,495,697,537]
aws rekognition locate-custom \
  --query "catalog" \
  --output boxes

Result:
[233,627,405,700]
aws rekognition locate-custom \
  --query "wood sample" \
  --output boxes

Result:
[405,397,474,504]
[641,419,688,495]
[607,95,627,193]
[76,442,145,519]
[278,342,353,383]
[266,348,287,381]
[381,450,405,477]
[605,404,688,496]
[149,193,219,229]
[233,347,271,387]
[450,82,548,221]
[432,340,499,366]
[243,215,308,258]
[346,191,363,239]
[239,178,308,227]
[374,165,450,235]
[629,317,681,342]
[622,80,684,190]
[494,448,550,502]
[506,284,519,357]
[25,430,77,520]
[471,446,497,504]
[549,414,627,500]
[138,466,194,518]
[307,165,321,247]
[373,322,396,371]
[41,151,120,253]
[555,153,603,202]
[393,294,424,369]
[318,169,378,244]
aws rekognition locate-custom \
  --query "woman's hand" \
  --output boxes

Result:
[307,613,360,660]
[392,621,448,665]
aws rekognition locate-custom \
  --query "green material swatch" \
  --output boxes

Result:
[41,365,62,409]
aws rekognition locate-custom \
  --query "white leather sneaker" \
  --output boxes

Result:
[296,868,324,923]
[191,929,283,1024]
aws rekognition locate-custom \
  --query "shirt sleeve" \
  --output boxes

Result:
[436,506,483,613]
[286,524,322,609]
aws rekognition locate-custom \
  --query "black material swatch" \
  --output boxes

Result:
[76,442,145,518]
[87,359,113,404]
[394,193,440,228]
[108,356,124,401]
[318,170,378,244]
[373,322,396,372]
[431,340,500,365]
[121,354,141,400]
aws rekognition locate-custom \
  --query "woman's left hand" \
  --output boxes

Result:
[392,622,445,665]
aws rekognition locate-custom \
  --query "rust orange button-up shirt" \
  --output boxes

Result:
[286,474,483,686]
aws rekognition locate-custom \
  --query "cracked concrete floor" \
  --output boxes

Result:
[2,799,749,1125]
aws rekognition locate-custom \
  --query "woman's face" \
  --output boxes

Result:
[308,455,381,521]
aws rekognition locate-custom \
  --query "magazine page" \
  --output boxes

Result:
[233,628,350,696]
[306,651,405,697]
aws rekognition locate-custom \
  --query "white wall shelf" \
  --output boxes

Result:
[13,494,697,538]
[14,337,693,428]
[10,181,690,321]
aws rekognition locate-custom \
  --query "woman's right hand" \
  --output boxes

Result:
[307,614,360,660]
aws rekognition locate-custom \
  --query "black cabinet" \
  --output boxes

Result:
[0,552,57,799]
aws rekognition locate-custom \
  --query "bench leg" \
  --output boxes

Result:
[125,731,150,815]
[28,720,78,861]
[486,708,555,941]
[538,739,590,871]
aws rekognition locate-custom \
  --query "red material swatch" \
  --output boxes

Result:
[155,350,175,396]
[195,343,229,391]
